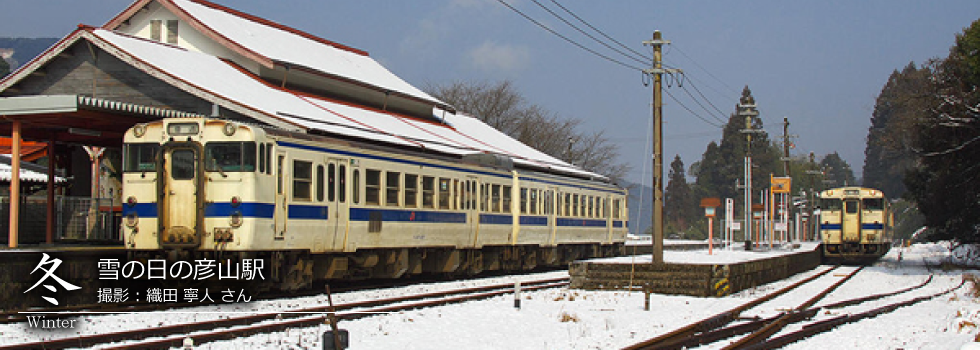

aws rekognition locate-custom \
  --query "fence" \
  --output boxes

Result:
[0,196,120,245]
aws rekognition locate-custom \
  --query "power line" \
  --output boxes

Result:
[685,76,730,118]
[680,83,727,124]
[546,0,653,62]
[529,0,651,67]
[664,89,723,128]
[670,44,741,95]
[494,0,646,72]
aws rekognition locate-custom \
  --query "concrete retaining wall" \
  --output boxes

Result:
[569,247,821,297]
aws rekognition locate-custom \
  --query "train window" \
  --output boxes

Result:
[520,188,528,214]
[564,194,571,217]
[422,176,435,209]
[438,178,451,209]
[339,165,347,203]
[469,181,477,210]
[491,185,501,213]
[316,165,325,202]
[529,189,538,215]
[365,169,381,205]
[277,155,284,194]
[292,160,312,201]
[821,199,842,211]
[453,179,461,210]
[480,184,488,212]
[205,142,256,172]
[502,185,512,213]
[588,196,595,218]
[845,200,858,214]
[123,143,159,172]
[266,144,273,175]
[386,172,401,207]
[613,199,621,219]
[327,164,336,202]
[405,174,418,208]
[258,144,266,173]
[573,194,580,217]
[545,191,553,215]
[862,198,883,211]
[170,149,196,180]
[352,169,360,204]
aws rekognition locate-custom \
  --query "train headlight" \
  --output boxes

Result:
[223,122,237,136]
[230,211,243,228]
[125,212,139,228]
[127,196,138,207]
[133,124,147,138]
[231,196,241,208]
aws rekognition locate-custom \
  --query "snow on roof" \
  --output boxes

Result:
[89,28,603,179]
[0,155,66,183]
[116,0,448,109]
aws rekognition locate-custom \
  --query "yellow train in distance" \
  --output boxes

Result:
[121,118,628,290]
[818,187,893,263]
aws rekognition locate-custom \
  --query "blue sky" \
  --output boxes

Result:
[3,0,980,186]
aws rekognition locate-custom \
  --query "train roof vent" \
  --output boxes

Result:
[462,153,513,171]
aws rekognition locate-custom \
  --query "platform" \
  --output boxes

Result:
[570,243,822,297]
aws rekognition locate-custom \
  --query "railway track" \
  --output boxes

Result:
[1,277,567,350]
[623,266,953,350]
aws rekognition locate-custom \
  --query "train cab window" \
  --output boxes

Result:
[821,199,842,211]
[316,165,325,202]
[491,185,501,212]
[845,200,859,214]
[438,178,451,209]
[862,198,883,211]
[352,169,360,204]
[422,176,435,209]
[386,172,401,207]
[170,149,196,180]
[365,169,381,205]
[292,160,313,201]
[205,142,256,172]
[123,143,159,172]
[520,188,528,214]
[338,165,347,203]
[327,164,336,202]
[502,185,512,213]
[405,174,418,208]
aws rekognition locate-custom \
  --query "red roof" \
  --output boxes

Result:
[0,137,47,161]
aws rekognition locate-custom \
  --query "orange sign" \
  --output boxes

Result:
[771,176,791,194]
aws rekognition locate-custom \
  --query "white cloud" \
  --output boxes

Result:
[466,41,530,72]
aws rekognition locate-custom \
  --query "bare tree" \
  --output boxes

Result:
[425,80,629,180]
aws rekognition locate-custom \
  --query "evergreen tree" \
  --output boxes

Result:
[0,58,9,78]
[819,152,856,188]
[906,18,980,243]
[862,63,930,198]
[665,155,696,233]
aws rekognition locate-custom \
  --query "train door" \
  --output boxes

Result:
[548,188,559,245]
[274,151,287,240]
[328,159,349,251]
[467,176,480,242]
[159,143,204,248]
[842,199,861,243]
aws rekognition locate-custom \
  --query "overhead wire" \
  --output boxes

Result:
[540,0,653,63]
[664,89,723,128]
[494,0,646,72]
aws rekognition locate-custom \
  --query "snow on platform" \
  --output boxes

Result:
[605,242,820,265]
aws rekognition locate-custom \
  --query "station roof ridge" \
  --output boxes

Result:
[102,0,453,113]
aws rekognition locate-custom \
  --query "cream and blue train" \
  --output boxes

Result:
[818,187,893,262]
[122,118,627,289]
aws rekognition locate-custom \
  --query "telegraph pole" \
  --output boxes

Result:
[643,31,680,264]
[739,100,760,247]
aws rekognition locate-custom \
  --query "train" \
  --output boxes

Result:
[818,186,893,263]
[121,118,628,290]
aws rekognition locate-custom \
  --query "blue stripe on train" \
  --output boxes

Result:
[206,202,276,218]
[820,223,885,230]
[520,216,548,226]
[480,214,512,225]
[287,204,329,220]
[557,218,608,227]
[349,208,467,223]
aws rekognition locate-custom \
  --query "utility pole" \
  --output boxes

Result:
[782,117,791,176]
[739,99,760,247]
[643,31,680,264]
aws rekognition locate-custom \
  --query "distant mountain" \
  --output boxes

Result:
[0,37,59,70]
[621,180,654,236]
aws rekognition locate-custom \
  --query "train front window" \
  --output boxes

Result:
[124,143,159,172]
[862,198,884,211]
[204,142,256,172]
[845,200,859,214]
[170,149,196,180]
[821,198,842,211]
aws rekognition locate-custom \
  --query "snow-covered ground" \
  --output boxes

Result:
[2,242,978,349]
